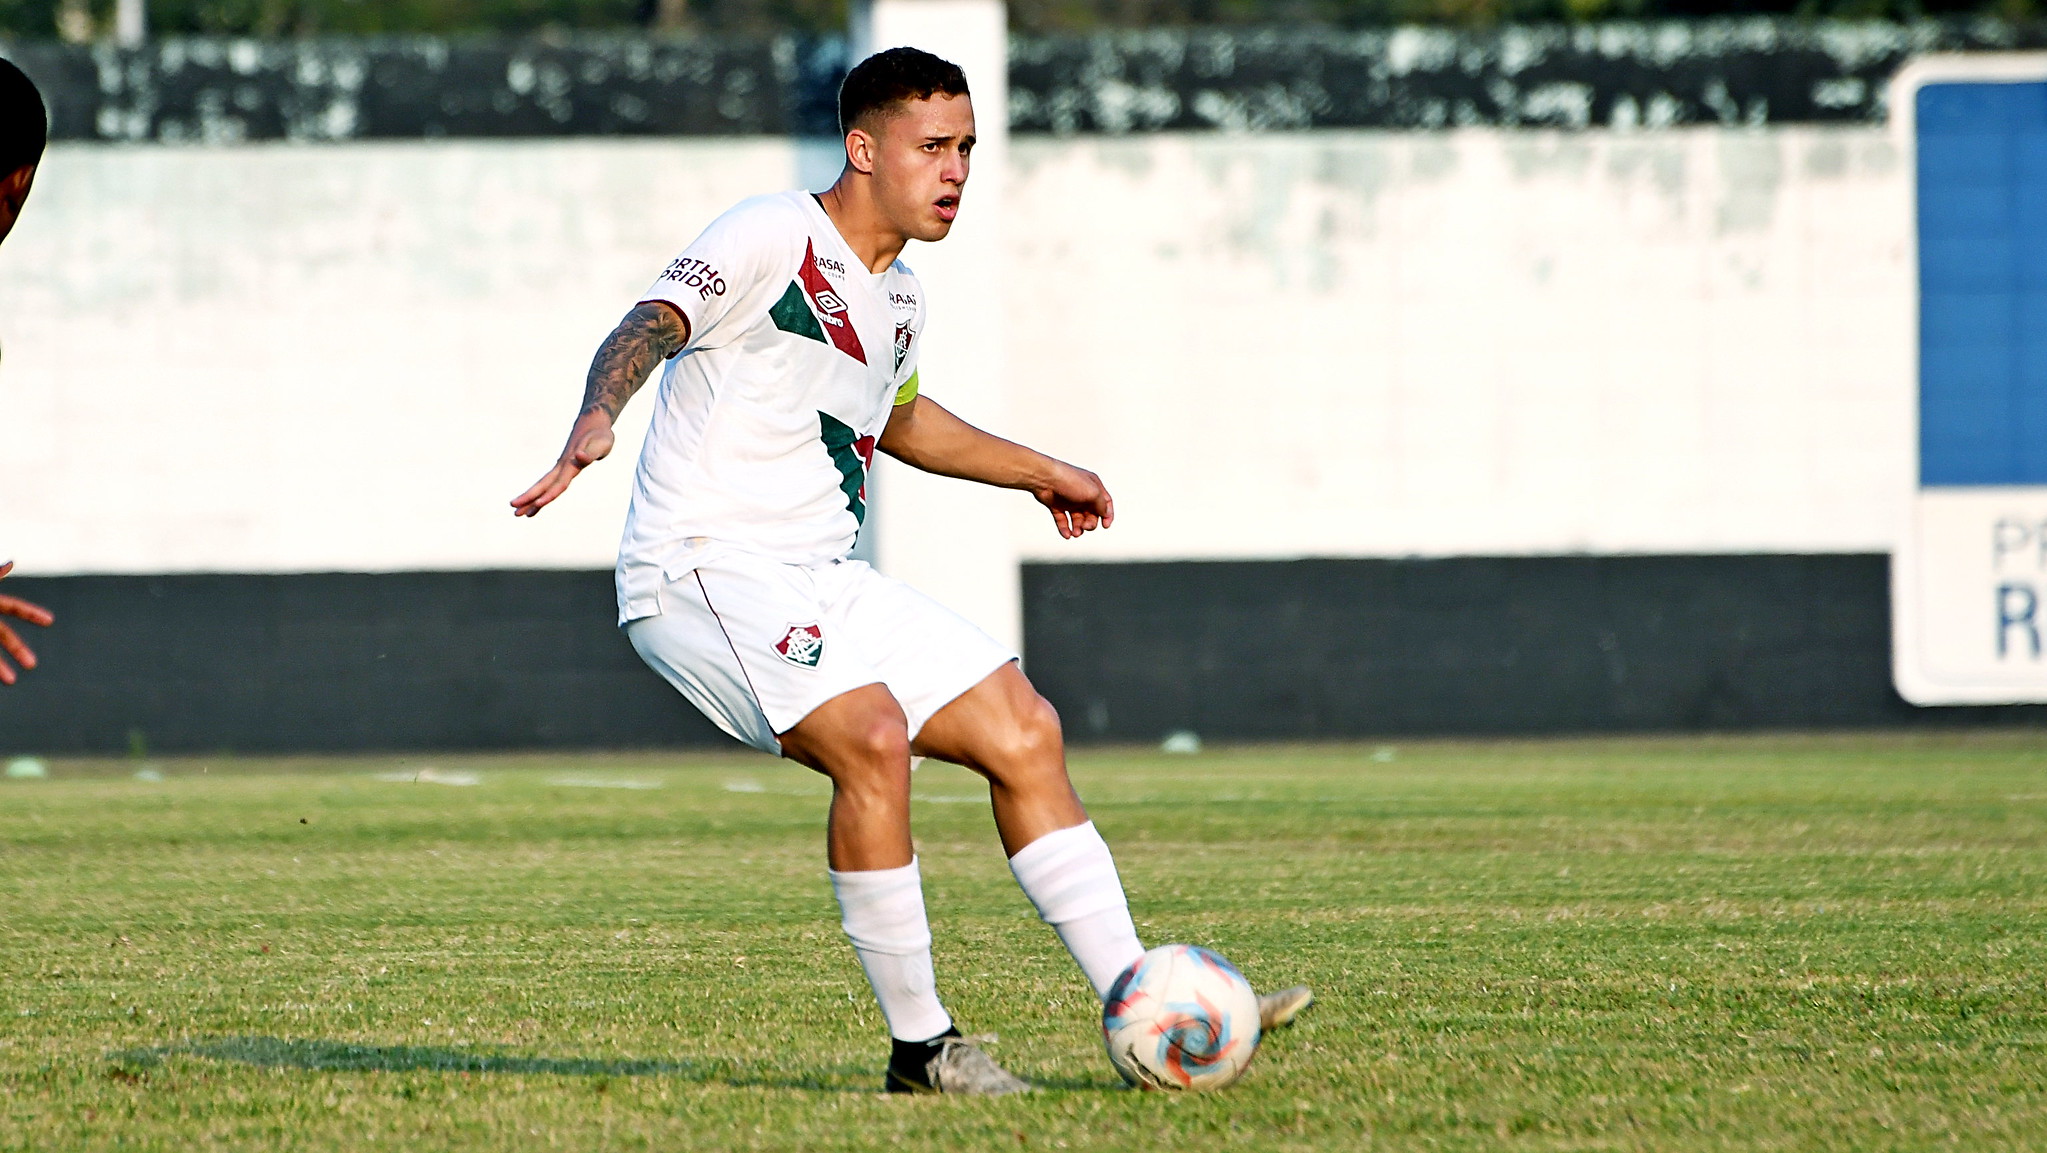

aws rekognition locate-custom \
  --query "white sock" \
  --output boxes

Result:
[829,858,953,1043]
[1008,821,1146,999]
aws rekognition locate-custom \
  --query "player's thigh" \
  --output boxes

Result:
[626,556,884,754]
[912,661,1068,777]
[822,561,1019,745]
[776,681,914,784]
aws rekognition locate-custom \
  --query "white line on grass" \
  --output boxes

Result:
[372,768,481,786]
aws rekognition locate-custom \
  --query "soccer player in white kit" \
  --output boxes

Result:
[513,47,1308,1094]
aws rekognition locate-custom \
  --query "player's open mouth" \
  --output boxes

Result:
[934,195,959,221]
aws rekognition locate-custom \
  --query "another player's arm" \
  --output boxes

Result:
[878,395,1113,540]
[511,301,690,517]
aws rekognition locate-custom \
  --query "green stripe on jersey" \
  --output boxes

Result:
[769,281,826,343]
[818,411,868,525]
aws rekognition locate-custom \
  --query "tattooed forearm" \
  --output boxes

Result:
[580,301,689,421]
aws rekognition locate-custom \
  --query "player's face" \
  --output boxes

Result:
[868,93,974,243]
[0,163,35,245]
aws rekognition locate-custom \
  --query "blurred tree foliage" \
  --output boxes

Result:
[1,0,2032,42]
[1,0,846,37]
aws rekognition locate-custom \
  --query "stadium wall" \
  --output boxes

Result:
[2,556,2035,755]
[4,26,2039,751]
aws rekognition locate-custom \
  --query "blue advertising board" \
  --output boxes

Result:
[1896,56,2047,703]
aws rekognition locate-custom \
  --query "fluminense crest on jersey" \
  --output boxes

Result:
[894,320,914,374]
[774,622,825,668]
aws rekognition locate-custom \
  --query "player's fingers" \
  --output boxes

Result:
[515,484,564,517]
[511,464,574,513]
[0,560,13,580]
[510,470,556,506]
[0,596,53,627]
[0,623,33,673]
[0,657,15,685]
[1101,493,1115,528]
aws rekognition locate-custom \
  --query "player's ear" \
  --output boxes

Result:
[844,127,877,176]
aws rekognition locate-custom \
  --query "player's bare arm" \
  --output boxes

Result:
[510,301,688,517]
[0,560,54,686]
[878,394,1113,539]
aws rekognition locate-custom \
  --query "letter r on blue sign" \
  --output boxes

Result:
[1998,582,2041,658]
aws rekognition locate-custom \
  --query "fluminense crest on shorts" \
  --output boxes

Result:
[774,622,825,668]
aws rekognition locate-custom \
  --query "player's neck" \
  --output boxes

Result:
[816,181,906,274]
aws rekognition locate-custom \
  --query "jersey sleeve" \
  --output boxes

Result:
[639,195,804,352]
[890,267,928,403]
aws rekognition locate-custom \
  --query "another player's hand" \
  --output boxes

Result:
[1033,462,1114,540]
[0,560,54,686]
[511,411,616,517]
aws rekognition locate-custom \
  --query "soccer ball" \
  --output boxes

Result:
[1101,944,1262,1091]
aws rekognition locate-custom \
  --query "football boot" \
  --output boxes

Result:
[885,1028,1032,1096]
[1258,985,1315,1031]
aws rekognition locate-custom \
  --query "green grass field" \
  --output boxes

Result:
[2,734,2044,1151]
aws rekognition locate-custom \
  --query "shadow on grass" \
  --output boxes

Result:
[109,1036,869,1091]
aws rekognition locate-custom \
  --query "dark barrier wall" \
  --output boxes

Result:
[0,571,725,753]
[2,557,2041,754]
[1022,555,2047,742]
[8,20,2047,143]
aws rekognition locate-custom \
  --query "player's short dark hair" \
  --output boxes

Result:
[0,57,48,175]
[838,47,969,135]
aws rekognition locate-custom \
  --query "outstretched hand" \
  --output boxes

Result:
[1033,462,1115,540]
[0,560,54,686]
[511,411,616,517]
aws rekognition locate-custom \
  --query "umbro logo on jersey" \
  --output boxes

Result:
[774,622,825,668]
[771,239,867,363]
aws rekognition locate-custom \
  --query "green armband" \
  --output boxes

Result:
[893,371,919,406]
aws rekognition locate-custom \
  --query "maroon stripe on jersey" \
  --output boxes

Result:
[799,239,866,364]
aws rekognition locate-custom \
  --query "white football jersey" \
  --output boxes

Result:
[616,191,925,622]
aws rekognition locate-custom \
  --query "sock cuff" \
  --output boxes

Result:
[828,856,922,893]
[1005,820,1101,871]
[831,857,933,956]
[1008,821,1131,925]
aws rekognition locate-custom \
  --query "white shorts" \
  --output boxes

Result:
[624,552,1016,755]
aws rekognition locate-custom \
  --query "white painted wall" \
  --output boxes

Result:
[0,125,1910,601]
[0,138,799,575]
[1002,126,1909,563]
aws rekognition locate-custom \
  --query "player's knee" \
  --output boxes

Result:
[991,692,1064,768]
[845,711,913,773]
[827,727,911,804]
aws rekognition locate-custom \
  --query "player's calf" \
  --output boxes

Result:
[915,664,1087,853]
